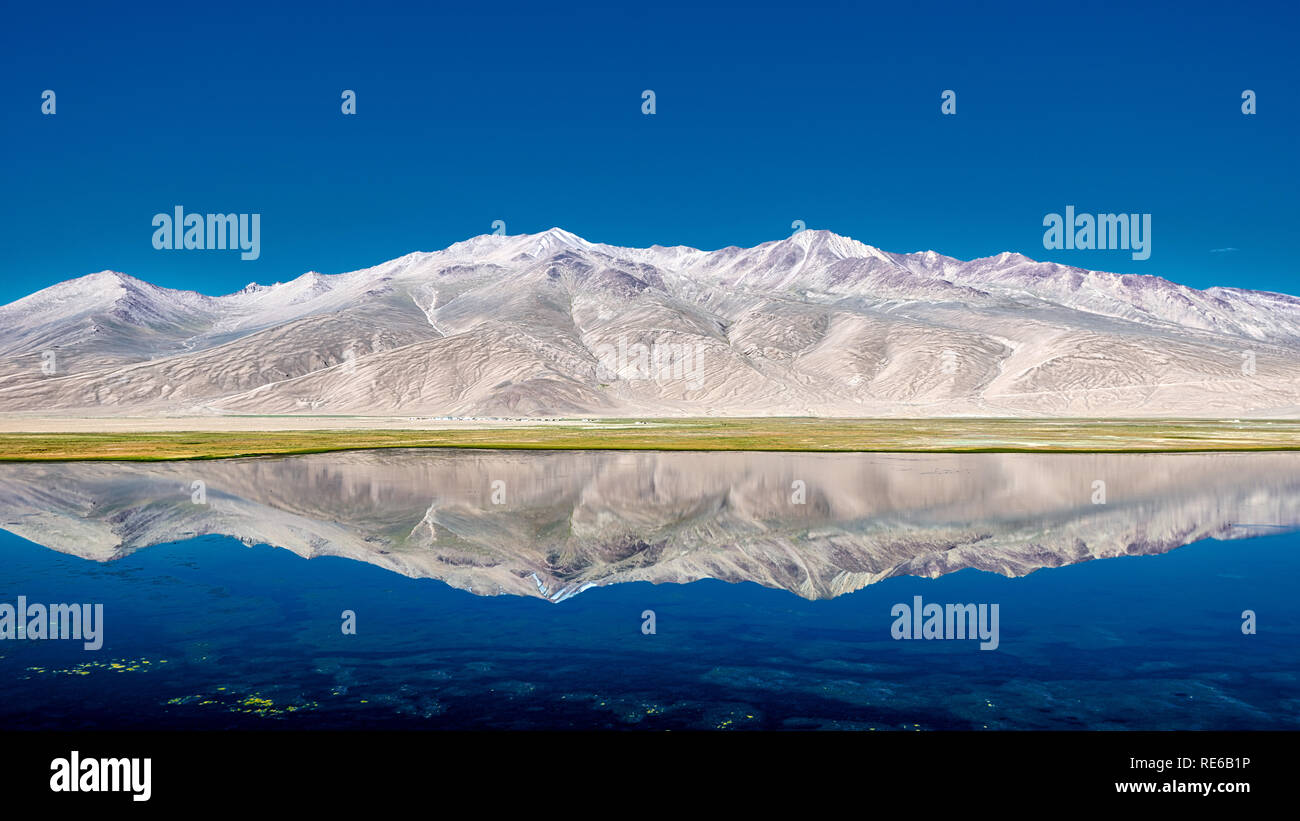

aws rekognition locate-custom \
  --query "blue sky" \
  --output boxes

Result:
[1,0,1295,304]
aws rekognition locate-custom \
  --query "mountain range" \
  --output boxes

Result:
[3,228,1299,417]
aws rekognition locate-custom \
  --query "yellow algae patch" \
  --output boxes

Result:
[26,657,162,676]
[164,690,317,718]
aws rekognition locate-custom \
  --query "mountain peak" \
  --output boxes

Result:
[775,229,889,261]
[522,227,591,254]
[72,270,143,289]
[440,227,593,263]
[7,270,143,309]
[535,226,584,241]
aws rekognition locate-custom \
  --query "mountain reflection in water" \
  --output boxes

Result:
[2,449,1297,599]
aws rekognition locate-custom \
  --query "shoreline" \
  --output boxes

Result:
[1,417,1298,461]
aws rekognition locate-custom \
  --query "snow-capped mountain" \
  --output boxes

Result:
[2,228,1299,417]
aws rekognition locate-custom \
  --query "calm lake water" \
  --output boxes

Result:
[0,449,1297,730]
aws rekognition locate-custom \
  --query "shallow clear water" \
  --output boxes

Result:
[0,449,1297,730]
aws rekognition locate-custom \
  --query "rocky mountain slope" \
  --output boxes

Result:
[3,228,1298,417]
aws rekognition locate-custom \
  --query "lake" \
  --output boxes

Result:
[0,449,1296,730]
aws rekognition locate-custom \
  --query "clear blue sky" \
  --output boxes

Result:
[1,0,1295,303]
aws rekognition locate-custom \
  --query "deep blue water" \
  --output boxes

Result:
[1,528,1296,730]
